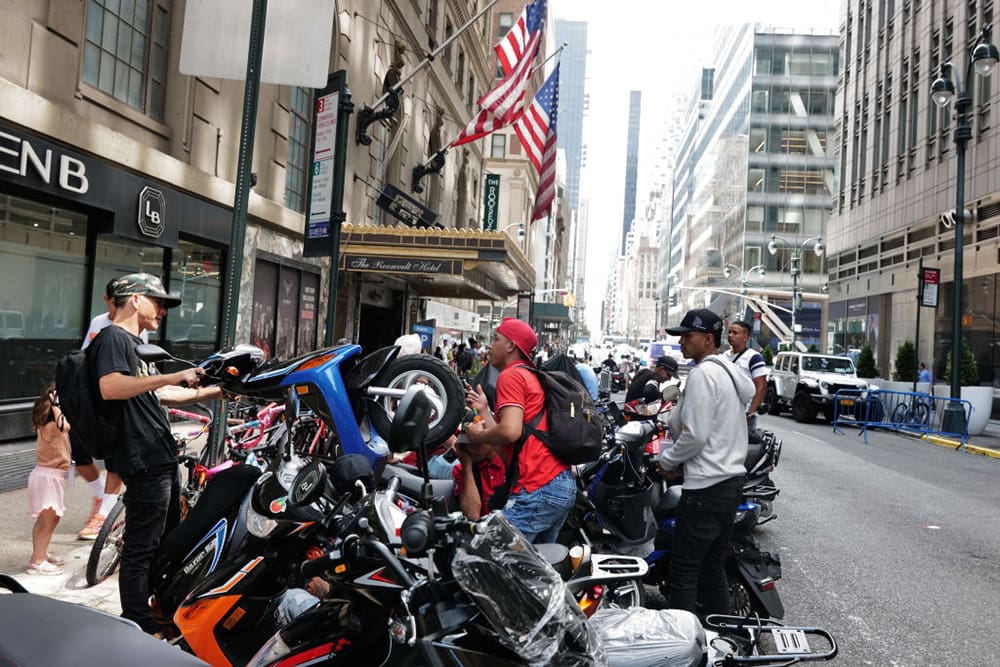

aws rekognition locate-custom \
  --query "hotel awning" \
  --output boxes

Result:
[337,224,535,300]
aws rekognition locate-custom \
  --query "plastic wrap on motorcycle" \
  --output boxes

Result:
[451,514,607,666]
[590,607,705,667]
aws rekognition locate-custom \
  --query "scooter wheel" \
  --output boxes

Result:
[369,355,465,449]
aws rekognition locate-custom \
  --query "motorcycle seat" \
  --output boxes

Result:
[0,592,208,666]
[743,442,764,471]
[534,542,572,579]
[155,464,261,572]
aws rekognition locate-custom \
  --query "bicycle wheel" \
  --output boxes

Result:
[913,401,931,427]
[891,402,909,425]
[85,500,126,587]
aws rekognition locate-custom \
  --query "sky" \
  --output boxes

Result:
[550,0,841,337]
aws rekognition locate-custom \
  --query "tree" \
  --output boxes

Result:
[944,341,979,386]
[856,343,879,378]
[761,346,774,366]
[892,340,916,382]
[807,343,819,353]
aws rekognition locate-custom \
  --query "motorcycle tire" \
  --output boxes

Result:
[599,579,647,611]
[85,499,126,587]
[369,355,465,449]
[729,576,754,618]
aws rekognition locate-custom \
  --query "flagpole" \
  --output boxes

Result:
[360,0,500,114]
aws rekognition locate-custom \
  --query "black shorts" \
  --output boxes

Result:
[68,430,93,467]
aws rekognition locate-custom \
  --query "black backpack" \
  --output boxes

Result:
[54,346,117,460]
[520,367,604,465]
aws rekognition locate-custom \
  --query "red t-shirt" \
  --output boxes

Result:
[451,456,507,517]
[494,363,569,493]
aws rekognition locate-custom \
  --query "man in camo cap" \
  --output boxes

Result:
[89,272,218,633]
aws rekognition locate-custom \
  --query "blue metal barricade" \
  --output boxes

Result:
[832,388,972,447]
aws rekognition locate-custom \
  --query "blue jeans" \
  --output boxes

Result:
[120,465,180,633]
[503,470,576,544]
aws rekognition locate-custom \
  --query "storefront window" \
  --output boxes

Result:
[0,195,88,400]
[163,239,222,361]
[251,257,320,360]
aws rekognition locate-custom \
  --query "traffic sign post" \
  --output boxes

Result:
[913,259,940,391]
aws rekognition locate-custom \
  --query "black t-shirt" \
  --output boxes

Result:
[625,367,657,403]
[90,325,175,476]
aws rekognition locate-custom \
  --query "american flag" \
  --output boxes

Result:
[495,0,547,77]
[514,63,560,221]
[450,28,541,147]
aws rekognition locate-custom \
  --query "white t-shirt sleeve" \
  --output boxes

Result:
[81,313,110,350]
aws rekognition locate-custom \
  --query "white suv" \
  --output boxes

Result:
[764,352,870,423]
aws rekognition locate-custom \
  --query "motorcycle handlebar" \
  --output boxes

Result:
[300,553,335,581]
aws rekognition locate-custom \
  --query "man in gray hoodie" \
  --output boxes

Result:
[660,308,755,616]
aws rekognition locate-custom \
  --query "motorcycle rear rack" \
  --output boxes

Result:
[704,614,838,666]
[743,485,780,501]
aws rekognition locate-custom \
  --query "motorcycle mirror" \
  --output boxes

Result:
[288,460,328,507]
[285,386,300,420]
[661,385,680,403]
[388,386,433,454]
[641,382,661,404]
[135,343,177,364]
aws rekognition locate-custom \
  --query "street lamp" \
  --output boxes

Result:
[767,234,824,349]
[499,222,526,240]
[724,263,766,319]
[931,24,998,401]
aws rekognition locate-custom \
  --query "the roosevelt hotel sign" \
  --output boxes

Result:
[344,255,462,275]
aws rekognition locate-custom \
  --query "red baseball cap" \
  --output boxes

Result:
[496,317,537,363]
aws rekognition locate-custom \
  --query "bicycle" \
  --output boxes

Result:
[890,395,931,428]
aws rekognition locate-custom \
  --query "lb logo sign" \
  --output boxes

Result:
[137,186,166,238]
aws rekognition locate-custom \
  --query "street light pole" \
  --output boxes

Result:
[768,235,823,351]
[723,263,766,320]
[931,24,999,400]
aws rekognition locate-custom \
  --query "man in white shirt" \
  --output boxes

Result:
[723,321,768,429]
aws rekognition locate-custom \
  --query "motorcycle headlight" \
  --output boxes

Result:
[246,504,279,538]
[247,631,292,667]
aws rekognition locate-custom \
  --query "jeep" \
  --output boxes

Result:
[764,352,870,423]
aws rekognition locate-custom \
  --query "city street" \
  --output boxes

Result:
[3,408,1000,666]
[754,414,1000,666]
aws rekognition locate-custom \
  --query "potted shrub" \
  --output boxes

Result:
[761,346,774,366]
[944,341,991,435]
[883,340,920,393]
[856,343,879,379]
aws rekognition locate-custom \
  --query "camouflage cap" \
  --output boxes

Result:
[110,273,182,308]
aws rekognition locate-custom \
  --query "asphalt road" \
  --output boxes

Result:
[754,413,1000,666]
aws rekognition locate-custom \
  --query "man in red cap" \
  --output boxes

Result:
[464,318,575,543]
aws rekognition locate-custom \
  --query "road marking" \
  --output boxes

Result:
[921,524,941,530]
[787,430,828,446]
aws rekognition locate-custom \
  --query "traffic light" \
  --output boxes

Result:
[793,291,802,310]
[669,293,678,307]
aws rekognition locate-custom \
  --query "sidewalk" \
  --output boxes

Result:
[0,467,121,614]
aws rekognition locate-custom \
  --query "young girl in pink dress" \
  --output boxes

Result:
[26,384,71,575]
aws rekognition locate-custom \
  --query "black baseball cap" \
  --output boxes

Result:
[655,356,679,374]
[666,308,724,337]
